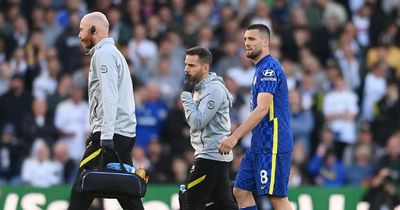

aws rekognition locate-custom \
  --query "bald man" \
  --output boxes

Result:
[67,12,144,210]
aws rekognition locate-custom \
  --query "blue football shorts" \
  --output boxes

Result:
[235,150,292,197]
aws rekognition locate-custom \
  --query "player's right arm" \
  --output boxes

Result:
[218,92,273,153]
[231,92,272,139]
[219,63,278,153]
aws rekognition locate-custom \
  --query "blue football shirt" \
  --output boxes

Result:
[250,55,293,154]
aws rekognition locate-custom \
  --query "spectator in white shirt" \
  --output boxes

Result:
[33,48,59,99]
[335,42,361,91]
[352,3,372,47]
[323,74,359,158]
[226,54,255,90]
[317,0,348,27]
[8,47,28,76]
[54,86,89,161]
[361,61,388,122]
[128,24,158,83]
[21,139,62,187]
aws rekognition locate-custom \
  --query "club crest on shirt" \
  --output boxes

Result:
[100,65,108,73]
[207,100,215,109]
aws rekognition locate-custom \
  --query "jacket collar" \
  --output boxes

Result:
[88,37,115,56]
[195,72,216,90]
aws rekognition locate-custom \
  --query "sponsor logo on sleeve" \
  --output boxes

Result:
[261,69,277,82]
[263,69,275,76]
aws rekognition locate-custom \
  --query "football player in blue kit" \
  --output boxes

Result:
[219,24,293,210]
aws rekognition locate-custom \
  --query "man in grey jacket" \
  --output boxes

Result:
[181,46,238,210]
[67,12,144,210]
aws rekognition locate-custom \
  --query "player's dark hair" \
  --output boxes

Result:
[185,46,213,65]
[246,24,271,38]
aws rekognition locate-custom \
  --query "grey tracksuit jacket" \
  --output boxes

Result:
[88,38,136,140]
[181,73,234,162]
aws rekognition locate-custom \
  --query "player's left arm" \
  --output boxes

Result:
[95,50,119,141]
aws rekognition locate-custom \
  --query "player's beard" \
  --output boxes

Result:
[246,47,262,60]
[188,71,203,84]
[81,38,95,50]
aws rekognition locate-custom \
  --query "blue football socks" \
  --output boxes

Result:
[240,205,258,210]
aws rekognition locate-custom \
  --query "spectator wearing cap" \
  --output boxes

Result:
[0,123,21,184]
[0,73,33,137]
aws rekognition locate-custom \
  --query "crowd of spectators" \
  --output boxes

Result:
[0,0,399,208]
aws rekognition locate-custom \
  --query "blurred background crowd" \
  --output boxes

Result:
[0,0,399,208]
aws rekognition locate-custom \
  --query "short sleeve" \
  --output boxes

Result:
[256,68,278,94]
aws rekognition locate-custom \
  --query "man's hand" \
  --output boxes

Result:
[100,139,114,152]
[183,77,195,92]
[218,136,239,155]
